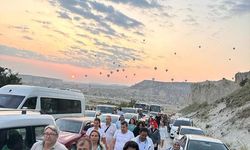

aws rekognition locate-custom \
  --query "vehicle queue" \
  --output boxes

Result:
[0,85,230,150]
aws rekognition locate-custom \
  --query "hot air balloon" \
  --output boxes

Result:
[165,69,168,72]
[107,74,110,77]
[154,67,157,70]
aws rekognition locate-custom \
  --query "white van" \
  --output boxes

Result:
[0,109,56,149]
[96,104,117,115]
[0,85,85,119]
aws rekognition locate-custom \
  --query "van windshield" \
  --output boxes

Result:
[0,94,25,108]
[150,105,161,112]
[96,106,115,114]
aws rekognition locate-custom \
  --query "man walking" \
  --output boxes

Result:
[111,121,134,150]
[101,115,117,149]
[131,127,154,150]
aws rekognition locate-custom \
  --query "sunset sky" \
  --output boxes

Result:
[0,0,249,85]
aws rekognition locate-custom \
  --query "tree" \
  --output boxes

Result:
[0,66,22,87]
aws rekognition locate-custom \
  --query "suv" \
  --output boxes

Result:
[0,109,56,150]
[170,117,193,138]
[179,134,230,150]
[174,126,204,142]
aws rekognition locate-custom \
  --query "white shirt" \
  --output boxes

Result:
[86,127,106,138]
[131,135,154,150]
[113,130,134,150]
[31,141,67,150]
[101,123,117,145]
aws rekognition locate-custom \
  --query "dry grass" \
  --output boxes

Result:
[180,102,209,115]
[225,81,250,108]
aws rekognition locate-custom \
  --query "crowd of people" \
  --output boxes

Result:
[30,113,181,150]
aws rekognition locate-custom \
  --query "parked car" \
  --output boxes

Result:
[84,110,97,118]
[124,113,139,122]
[149,104,161,113]
[56,117,93,150]
[179,134,230,150]
[0,109,56,150]
[98,113,120,124]
[96,104,117,115]
[174,126,204,142]
[122,107,138,114]
[170,117,193,138]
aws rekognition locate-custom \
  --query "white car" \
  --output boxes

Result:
[84,110,97,118]
[170,117,193,138]
[179,134,230,150]
[96,105,117,115]
[124,113,139,122]
[174,126,204,142]
[122,107,138,114]
[98,113,120,124]
[0,109,56,149]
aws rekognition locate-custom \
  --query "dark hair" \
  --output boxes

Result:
[121,121,128,127]
[139,127,148,134]
[94,118,101,123]
[136,121,145,127]
[129,118,136,125]
[119,115,125,121]
[94,118,101,128]
[123,141,139,150]
[89,130,104,150]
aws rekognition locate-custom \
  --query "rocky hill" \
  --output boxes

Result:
[18,72,250,109]
[190,79,239,104]
[182,80,250,150]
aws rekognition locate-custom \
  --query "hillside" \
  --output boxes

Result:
[182,80,250,150]
[190,79,239,104]
[18,72,247,109]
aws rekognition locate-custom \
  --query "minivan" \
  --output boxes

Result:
[0,85,85,119]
